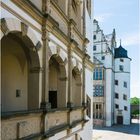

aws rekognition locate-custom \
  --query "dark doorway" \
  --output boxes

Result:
[117,116,123,124]
[49,91,57,109]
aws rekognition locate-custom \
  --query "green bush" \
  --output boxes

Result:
[130,97,140,105]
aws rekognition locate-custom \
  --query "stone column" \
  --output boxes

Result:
[67,41,74,108]
[67,0,75,108]
[40,0,51,109]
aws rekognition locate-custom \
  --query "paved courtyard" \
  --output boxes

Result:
[92,119,140,140]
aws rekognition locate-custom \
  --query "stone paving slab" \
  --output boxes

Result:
[92,119,140,140]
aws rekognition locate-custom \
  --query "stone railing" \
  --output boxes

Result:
[1,107,86,140]
[1,111,42,140]
[46,109,68,130]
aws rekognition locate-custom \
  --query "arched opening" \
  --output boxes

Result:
[72,67,82,106]
[49,55,66,109]
[1,32,40,112]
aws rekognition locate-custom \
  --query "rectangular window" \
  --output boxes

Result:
[124,82,127,88]
[93,103,103,119]
[93,67,103,80]
[119,65,124,71]
[93,45,96,51]
[101,56,105,60]
[115,80,118,85]
[123,94,127,100]
[93,35,96,40]
[115,104,119,109]
[115,93,119,99]
[93,85,104,96]
[96,104,98,109]
[120,58,124,62]
[124,106,127,111]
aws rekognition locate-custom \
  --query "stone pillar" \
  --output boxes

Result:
[67,41,74,108]
[67,0,75,108]
[40,0,51,109]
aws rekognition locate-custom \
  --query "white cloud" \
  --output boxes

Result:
[119,32,140,46]
[94,13,113,23]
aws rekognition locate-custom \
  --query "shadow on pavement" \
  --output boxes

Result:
[93,119,140,136]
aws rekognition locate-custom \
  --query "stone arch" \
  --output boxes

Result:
[1,18,42,112]
[72,66,82,106]
[49,54,67,108]
[71,57,82,72]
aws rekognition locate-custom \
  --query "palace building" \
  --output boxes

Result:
[1,0,94,139]
[93,19,131,127]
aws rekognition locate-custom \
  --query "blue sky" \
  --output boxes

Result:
[94,0,140,97]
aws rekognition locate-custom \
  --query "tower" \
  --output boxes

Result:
[114,42,131,125]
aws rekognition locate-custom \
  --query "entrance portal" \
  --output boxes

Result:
[49,91,57,109]
[117,116,123,124]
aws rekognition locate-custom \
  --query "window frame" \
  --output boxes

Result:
[124,106,127,111]
[115,80,118,85]
[124,81,127,88]
[119,65,124,71]
[93,45,96,51]
[115,93,119,99]
[115,104,119,109]
[93,35,96,40]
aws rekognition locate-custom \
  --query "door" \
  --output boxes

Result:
[49,91,57,109]
[117,116,123,124]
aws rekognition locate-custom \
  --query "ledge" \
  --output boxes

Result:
[1,109,43,119]
[45,107,70,113]
[19,132,42,140]
[70,119,89,129]
[69,106,84,111]
[44,124,69,138]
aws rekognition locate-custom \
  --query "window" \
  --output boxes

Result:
[124,106,127,111]
[93,35,96,40]
[115,80,118,85]
[93,67,103,80]
[93,85,104,96]
[96,104,98,109]
[115,104,119,109]
[115,93,119,99]
[124,82,127,88]
[93,103,103,119]
[119,65,124,71]
[123,94,127,100]
[93,45,96,51]
[120,58,124,62]
[101,56,105,60]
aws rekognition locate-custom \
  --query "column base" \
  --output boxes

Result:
[67,102,74,108]
[82,102,87,109]
[40,102,51,110]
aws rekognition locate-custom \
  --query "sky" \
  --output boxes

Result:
[94,0,140,98]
